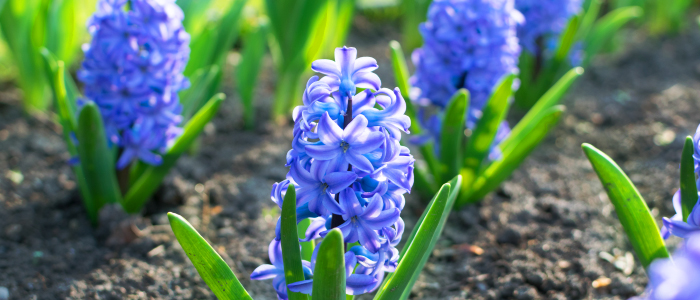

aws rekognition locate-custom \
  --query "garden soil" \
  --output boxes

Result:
[2,19,700,300]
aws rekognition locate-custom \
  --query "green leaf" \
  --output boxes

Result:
[460,74,514,197]
[281,186,309,300]
[41,52,95,225]
[388,40,420,134]
[584,6,642,66]
[184,0,247,76]
[181,65,221,121]
[76,103,123,222]
[1,0,48,112]
[462,106,565,206]
[439,89,468,182]
[236,22,268,130]
[577,0,602,41]
[375,175,462,300]
[504,67,583,156]
[680,136,698,222]
[123,94,224,213]
[554,15,580,63]
[297,218,315,261]
[312,228,346,300]
[581,143,670,268]
[168,212,253,300]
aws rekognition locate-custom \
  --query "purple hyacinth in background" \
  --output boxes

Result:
[251,46,414,299]
[630,233,700,300]
[78,0,190,169]
[409,0,522,158]
[515,0,583,56]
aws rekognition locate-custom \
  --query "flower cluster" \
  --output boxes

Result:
[409,0,522,158]
[251,47,414,299]
[78,0,190,169]
[631,233,700,300]
[661,125,700,239]
[515,0,583,56]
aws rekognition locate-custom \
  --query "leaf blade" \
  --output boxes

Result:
[281,186,309,300]
[123,94,224,213]
[463,106,565,205]
[439,89,468,181]
[168,212,253,300]
[312,228,346,300]
[581,144,669,268]
[680,136,697,222]
[375,175,462,300]
[76,103,123,222]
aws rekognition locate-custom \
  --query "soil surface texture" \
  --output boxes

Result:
[2,21,700,300]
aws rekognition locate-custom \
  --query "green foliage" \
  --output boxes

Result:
[515,1,640,109]
[123,94,225,213]
[614,0,692,35]
[266,0,355,121]
[168,176,463,299]
[462,105,565,205]
[375,176,461,300]
[42,48,224,220]
[680,136,697,222]
[76,103,123,223]
[280,186,309,300]
[168,212,253,300]
[439,90,468,182]
[400,0,431,51]
[582,143,670,268]
[0,0,94,113]
[236,20,268,130]
[312,229,346,300]
[181,0,247,78]
[393,35,582,208]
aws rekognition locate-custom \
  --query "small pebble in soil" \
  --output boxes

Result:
[0,287,8,300]
[592,277,612,289]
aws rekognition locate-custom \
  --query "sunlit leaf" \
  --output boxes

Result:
[168,212,253,300]
[312,228,346,300]
[582,143,669,268]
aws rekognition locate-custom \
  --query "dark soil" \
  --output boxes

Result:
[2,20,700,300]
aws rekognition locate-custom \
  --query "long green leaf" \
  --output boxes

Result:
[680,136,697,222]
[281,186,309,300]
[388,40,419,133]
[439,89,468,182]
[462,106,565,206]
[374,176,461,300]
[577,0,602,41]
[77,103,122,222]
[123,94,224,213]
[581,143,669,268]
[236,22,268,130]
[503,67,583,156]
[41,52,95,225]
[584,6,642,66]
[399,176,461,300]
[554,15,580,63]
[168,212,253,300]
[312,228,346,300]
[461,75,514,196]
[181,65,221,121]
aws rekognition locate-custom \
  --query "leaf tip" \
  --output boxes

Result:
[574,67,584,75]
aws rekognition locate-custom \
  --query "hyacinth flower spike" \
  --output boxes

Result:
[40,0,225,224]
[166,46,462,300]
